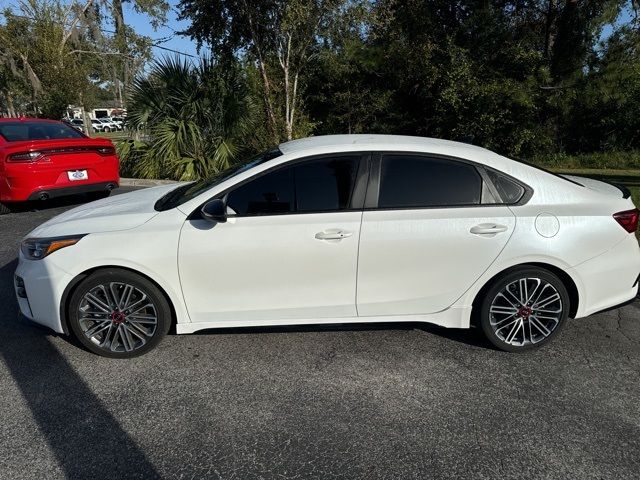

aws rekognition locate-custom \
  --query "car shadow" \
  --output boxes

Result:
[7,193,100,214]
[0,259,160,478]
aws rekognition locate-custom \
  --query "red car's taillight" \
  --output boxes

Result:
[613,209,640,233]
[96,147,116,155]
[7,151,42,162]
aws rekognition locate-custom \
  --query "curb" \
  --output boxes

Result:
[120,178,179,187]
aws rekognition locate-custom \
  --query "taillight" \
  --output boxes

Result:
[613,209,640,233]
[7,151,42,162]
[96,147,115,155]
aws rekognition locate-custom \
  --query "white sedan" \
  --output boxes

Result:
[14,135,640,357]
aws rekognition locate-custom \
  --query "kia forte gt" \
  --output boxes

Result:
[14,135,640,357]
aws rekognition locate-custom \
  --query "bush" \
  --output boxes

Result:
[121,56,257,181]
[528,151,640,170]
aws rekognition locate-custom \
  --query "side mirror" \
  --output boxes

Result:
[201,199,227,223]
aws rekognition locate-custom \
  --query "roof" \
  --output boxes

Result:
[278,134,491,156]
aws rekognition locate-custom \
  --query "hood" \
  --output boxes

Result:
[27,183,182,238]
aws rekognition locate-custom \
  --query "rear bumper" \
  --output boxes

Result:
[1,159,119,202]
[26,181,118,200]
[569,234,640,318]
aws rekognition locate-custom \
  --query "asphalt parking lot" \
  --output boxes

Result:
[1,188,640,479]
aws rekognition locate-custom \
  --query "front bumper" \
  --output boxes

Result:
[14,254,73,334]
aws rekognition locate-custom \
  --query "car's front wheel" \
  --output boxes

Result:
[479,267,570,352]
[68,269,171,358]
[0,202,11,215]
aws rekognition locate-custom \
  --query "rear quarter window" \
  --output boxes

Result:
[485,168,526,204]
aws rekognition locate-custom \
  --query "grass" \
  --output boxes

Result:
[530,151,640,170]
[91,131,128,140]
[627,187,640,208]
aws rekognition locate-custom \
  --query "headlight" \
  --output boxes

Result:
[21,235,87,260]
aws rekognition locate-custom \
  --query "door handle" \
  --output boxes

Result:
[470,224,508,235]
[315,230,353,240]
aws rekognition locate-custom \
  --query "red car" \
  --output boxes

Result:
[0,118,119,214]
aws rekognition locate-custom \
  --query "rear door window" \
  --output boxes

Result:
[378,155,483,208]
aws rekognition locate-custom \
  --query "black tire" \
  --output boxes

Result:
[68,269,172,358]
[479,267,570,352]
[86,190,111,201]
[0,202,11,215]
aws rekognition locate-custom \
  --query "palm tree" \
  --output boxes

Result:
[121,56,257,181]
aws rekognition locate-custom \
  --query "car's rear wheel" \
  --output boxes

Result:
[0,202,11,215]
[479,267,570,352]
[68,269,171,358]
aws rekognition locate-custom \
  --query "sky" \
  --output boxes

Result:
[124,0,200,60]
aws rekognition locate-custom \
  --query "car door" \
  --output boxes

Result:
[178,153,369,324]
[356,153,518,317]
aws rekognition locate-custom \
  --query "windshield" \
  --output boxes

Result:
[155,147,283,211]
[0,121,85,141]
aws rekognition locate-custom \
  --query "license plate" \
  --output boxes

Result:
[68,170,88,181]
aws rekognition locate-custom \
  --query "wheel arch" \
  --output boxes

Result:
[470,262,579,326]
[59,265,178,335]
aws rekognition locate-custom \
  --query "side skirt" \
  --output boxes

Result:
[175,306,472,334]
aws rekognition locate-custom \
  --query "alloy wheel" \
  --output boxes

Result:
[77,282,158,353]
[488,277,563,347]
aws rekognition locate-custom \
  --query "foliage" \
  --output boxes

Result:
[529,151,640,170]
[0,0,166,119]
[176,0,640,164]
[177,0,364,141]
[4,0,640,179]
[121,56,257,180]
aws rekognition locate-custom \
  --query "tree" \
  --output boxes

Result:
[108,0,169,107]
[0,0,168,120]
[0,1,100,118]
[178,0,359,142]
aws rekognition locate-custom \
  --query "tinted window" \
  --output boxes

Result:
[0,121,84,141]
[485,169,525,204]
[226,156,359,216]
[155,148,283,211]
[378,155,482,208]
[227,168,295,215]
[295,158,358,212]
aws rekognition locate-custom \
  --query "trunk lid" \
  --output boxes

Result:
[2,138,116,169]
[560,174,630,199]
